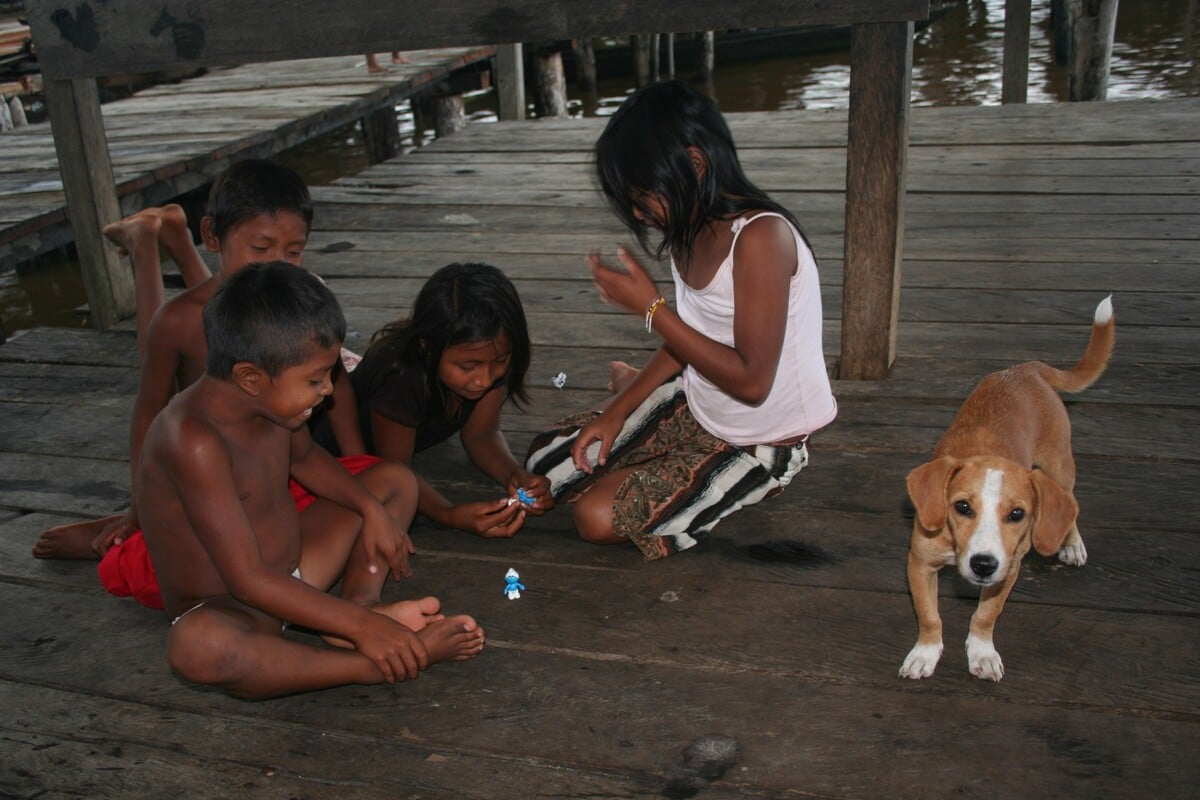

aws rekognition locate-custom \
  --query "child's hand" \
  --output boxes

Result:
[588,246,660,317]
[351,612,429,683]
[360,504,415,579]
[449,498,525,538]
[94,510,138,556]
[571,411,624,474]
[506,470,555,515]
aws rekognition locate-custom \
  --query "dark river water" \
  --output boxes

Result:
[1,0,1195,335]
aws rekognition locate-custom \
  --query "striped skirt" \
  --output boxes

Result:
[525,376,809,560]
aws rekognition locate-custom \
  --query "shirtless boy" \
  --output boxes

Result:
[33,159,313,562]
[139,262,484,698]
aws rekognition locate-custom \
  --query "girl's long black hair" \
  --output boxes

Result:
[595,80,808,272]
[366,262,530,415]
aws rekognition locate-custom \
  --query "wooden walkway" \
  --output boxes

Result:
[0,47,492,272]
[1,97,1198,798]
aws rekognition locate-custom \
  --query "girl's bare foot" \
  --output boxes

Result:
[607,360,640,394]
[32,514,124,560]
[418,616,485,664]
[391,52,408,64]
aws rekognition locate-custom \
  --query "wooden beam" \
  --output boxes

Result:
[494,44,526,121]
[1001,0,1032,104]
[840,21,914,380]
[41,77,134,330]
[27,1,930,79]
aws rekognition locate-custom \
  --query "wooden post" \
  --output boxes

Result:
[361,103,401,163]
[42,77,134,331]
[494,43,526,121]
[651,33,661,82]
[534,45,569,118]
[840,22,913,380]
[1068,0,1119,101]
[665,33,676,80]
[695,31,715,85]
[573,37,597,93]
[1050,0,1074,65]
[1001,0,1032,104]
[632,34,653,88]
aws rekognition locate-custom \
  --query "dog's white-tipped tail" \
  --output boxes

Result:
[1094,294,1114,325]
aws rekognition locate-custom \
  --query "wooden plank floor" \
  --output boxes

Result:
[1,97,1198,798]
[0,47,492,271]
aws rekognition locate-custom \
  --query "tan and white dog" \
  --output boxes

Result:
[899,296,1114,682]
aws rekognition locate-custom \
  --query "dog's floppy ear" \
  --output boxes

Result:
[906,456,957,532]
[1029,470,1079,556]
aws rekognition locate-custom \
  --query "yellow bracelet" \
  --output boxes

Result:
[644,295,667,333]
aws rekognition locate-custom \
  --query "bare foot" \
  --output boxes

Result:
[391,52,408,65]
[418,615,486,664]
[378,595,444,631]
[607,360,640,394]
[365,54,386,73]
[323,596,445,649]
[102,208,164,259]
[32,513,124,560]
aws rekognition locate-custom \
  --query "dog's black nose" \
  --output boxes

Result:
[970,554,999,578]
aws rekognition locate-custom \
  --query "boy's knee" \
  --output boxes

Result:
[367,460,417,500]
[166,612,243,687]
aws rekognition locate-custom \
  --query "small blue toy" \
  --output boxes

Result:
[504,568,525,600]
[516,487,534,505]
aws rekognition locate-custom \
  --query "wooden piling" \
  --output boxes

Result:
[694,31,715,85]
[533,45,569,118]
[573,37,597,93]
[494,43,526,121]
[632,34,653,87]
[361,103,401,162]
[1068,0,1119,101]
[1001,0,1032,104]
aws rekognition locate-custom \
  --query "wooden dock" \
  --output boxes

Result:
[1,96,1198,797]
[0,47,492,272]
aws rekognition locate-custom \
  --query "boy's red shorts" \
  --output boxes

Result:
[97,455,383,610]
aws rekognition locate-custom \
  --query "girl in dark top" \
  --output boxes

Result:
[313,262,552,538]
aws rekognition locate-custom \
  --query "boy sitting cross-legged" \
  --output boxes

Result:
[138,262,484,698]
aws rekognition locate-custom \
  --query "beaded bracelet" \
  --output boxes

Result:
[644,295,667,333]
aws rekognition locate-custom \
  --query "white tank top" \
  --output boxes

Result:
[671,212,837,446]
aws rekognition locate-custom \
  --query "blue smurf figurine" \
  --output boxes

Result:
[516,487,534,506]
[504,568,525,600]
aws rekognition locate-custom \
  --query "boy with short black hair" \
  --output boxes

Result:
[139,261,483,699]
[34,160,314,569]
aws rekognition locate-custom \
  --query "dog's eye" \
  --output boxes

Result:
[953,500,973,517]
[1007,508,1026,522]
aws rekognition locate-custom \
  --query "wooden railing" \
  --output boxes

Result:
[27,0,931,379]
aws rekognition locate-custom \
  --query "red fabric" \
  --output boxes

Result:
[98,455,384,609]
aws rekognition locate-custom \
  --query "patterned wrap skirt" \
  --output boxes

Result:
[525,376,809,560]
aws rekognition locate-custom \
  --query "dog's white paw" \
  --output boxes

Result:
[899,641,943,679]
[1058,538,1088,567]
[966,634,1004,681]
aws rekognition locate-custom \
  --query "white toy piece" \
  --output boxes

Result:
[552,371,567,389]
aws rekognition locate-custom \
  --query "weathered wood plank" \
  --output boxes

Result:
[28,0,931,79]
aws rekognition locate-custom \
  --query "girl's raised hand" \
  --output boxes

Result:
[588,246,659,317]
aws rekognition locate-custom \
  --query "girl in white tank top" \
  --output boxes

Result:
[524,81,836,559]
